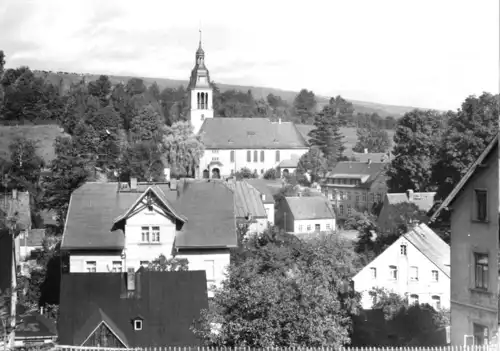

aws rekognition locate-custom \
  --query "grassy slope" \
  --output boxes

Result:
[35,70,419,118]
[0,124,69,164]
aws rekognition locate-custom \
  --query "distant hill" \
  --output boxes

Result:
[33,70,420,118]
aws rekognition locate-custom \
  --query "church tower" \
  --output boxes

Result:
[188,31,214,135]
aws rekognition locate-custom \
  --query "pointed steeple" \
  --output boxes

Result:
[196,28,204,57]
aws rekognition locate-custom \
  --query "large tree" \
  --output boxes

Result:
[353,125,391,153]
[192,228,361,347]
[308,98,346,169]
[129,104,165,142]
[328,95,355,127]
[387,109,445,192]
[432,92,499,200]
[296,146,328,184]
[293,89,317,124]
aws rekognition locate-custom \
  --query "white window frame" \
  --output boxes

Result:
[431,295,441,310]
[298,225,303,232]
[134,319,143,331]
[326,223,331,230]
[151,226,160,242]
[370,267,377,279]
[400,244,407,256]
[409,266,418,281]
[141,226,150,242]
[141,226,160,243]
[306,224,311,231]
[431,270,439,282]
[389,265,398,280]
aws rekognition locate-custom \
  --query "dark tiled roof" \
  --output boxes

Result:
[58,270,209,347]
[175,180,237,248]
[0,310,57,339]
[285,196,336,220]
[224,181,267,219]
[430,134,499,222]
[403,223,450,277]
[244,179,282,201]
[199,118,308,149]
[62,180,237,250]
[386,192,436,212]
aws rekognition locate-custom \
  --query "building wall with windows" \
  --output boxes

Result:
[199,148,308,178]
[293,218,335,234]
[352,233,450,310]
[447,143,498,346]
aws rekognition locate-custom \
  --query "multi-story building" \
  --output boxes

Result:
[61,178,237,296]
[321,161,388,225]
[430,134,498,346]
[353,223,450,310]
[187,37,309,179]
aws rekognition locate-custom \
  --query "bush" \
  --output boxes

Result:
[263,168,278,180]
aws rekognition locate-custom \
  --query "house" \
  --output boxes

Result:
[275,196,336,234]
[58,268,209,347]
[277,155,301,177]
[186,38,309,179]
[351,150,392,163]
[320,161,388,225]
[0,306,57,348]
[377,190,436,233]
[0,189,32,291]
[223,180,270,235]
[352,223,450,311]
[429,134,498,346]
[244,178,277,225]
[19,229,45,260]
[61,178,237,296]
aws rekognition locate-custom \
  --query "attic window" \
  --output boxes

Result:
[134,319,143,331]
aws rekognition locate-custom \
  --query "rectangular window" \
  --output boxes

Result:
[400,244,407,256]
[315,224,321,231]
[151,226,160,242]
[212,150,219,154]
[389,265,398,280]
[409,266,418,281]
[347,204,352,216]
[230,150,235,163]
[474,253,489,290]
[326,223,331,230]
[376,193,382,202]
[370,267,377,279]
[431,295,441,310]
[247,150,251,162]
[204,260,215,281]
[362,192,367,202]
[298,225,303,232]
[355,193,360,202]
[474,189,488,221]
[306,224,311,231]
[275,150,280,162]
[260,150,265,162]
[141,226,150,242]
[473,323,489,345]
[211,157,219,161]
[339,204,344,216]
[86,261,97,273]
[253,150,258,162]
[339,191,344,200]
[112,261,122,272]
[431,270,439,282]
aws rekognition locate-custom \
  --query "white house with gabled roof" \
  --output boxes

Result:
[352,223,450,311]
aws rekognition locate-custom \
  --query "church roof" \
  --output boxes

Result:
[199,118,309,149]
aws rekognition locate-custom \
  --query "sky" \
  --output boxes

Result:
[0,0,498,110]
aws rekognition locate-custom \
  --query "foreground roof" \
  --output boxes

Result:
[430,134,499,222]
[325,161,386,188]
[285,196,336,220]
[199,118,308,149]
[403,223,450,277]
[58,269,208,347]
[244,178,282,201]
[224,181,267,219]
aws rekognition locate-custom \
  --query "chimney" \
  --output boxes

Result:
[406,189,414,202]
[12,189,17,200]
[130,177,137,190]
[364,148,368,154]
[127,268,135,291]
[164,168,171,181]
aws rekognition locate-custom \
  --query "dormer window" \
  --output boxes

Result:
[134,319,143,331]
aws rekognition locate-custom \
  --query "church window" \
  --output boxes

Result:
[275,150,280,162]
[260,151,265,162]
[230,151,235,163]
[247,151,251,162]
[197,92,201,109]
[253,151,258,162]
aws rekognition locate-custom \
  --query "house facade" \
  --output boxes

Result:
[186,39,309,179]
[320,161,388,225]
[377,190,436,234]
[61,178,237,296]
[430,134,499,346]
[352,223,450,310]
[276,196,336,234]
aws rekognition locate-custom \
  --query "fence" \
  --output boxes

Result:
[50,345,497,351]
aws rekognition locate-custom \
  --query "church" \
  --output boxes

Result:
[187,35,309,179]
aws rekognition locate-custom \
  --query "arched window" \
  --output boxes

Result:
[230,150,235,163]
[253,150,258,162]
[205,92,209,109]
[275,150,280,162]
[197,92,201,109]
[260,150,265,162]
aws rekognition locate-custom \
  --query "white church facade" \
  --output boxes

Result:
[187,36,309,179]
